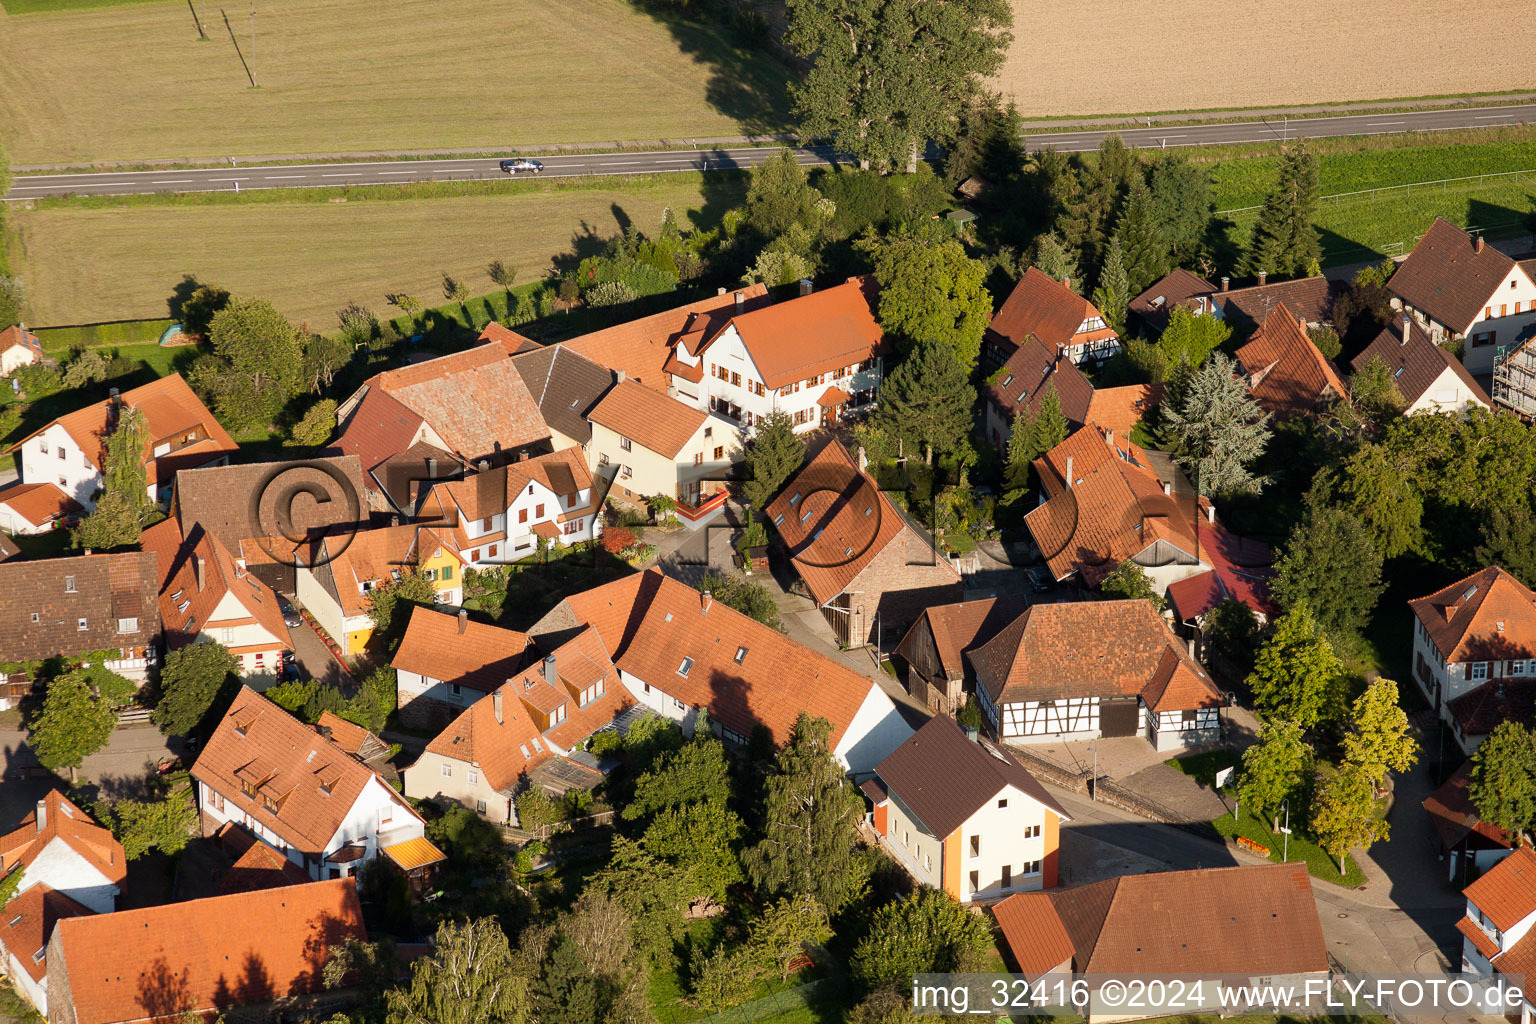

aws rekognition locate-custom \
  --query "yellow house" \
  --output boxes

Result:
[296,524,466,655]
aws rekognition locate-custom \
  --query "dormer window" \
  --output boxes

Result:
[240,779,255,795]
[262,796,279,812]
[64,576,75,593]
[678,657,694,678]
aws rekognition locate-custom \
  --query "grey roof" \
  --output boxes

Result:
[513,345,614,446]
[1351,315,1490,407]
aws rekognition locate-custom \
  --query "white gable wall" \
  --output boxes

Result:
[19,838,118,915]
[834,685,914,776]
[1405,365,1489,415]
[20,424,101,510]
[954,782,1054,902]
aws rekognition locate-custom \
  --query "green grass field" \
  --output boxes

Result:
[0,0,792,165]
[1,0,160,12]
[6,174,745,326]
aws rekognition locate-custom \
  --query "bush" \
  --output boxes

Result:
[516,789,566,830]
[600,526,637,554]
[13,363,61,398]
[585,281,639,308]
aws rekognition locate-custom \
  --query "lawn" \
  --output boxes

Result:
[7,175,745,326]
[1204,802,1367,889]
[1164,749,1240,789]
[0,0,792,165]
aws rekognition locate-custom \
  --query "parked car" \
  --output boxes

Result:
[278,597,302,628]
[1027,566,1053,593]
[499,158,543,175]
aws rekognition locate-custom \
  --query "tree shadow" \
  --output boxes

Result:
[1467,196,1536,246]
[137,955,195,1019]
[166,275,205,321]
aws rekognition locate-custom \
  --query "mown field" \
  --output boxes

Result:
[0,0,792,164]
[5,175,745,325]
[997,0,1536,116]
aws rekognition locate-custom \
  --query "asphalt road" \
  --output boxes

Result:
[6,102,1536,201]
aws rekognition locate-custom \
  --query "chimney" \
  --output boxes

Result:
[1065,456,1075,489]
[798,279,812,298]
[717,286,727,296]
[427,457,437,478]
[543,654,558,687]
[734,291,745,314]
[83,548,93,557]
[1187,636,1197,657]
[1062,276,1071,291]
[492,688,503,724]
[1104,428,1115,447]
[477,460,490,472]
[34,798,46,834]
[457,609,468,634]
[1401,318,1411,346]
[389,514,399,527]
[615,369,626,384]
[1162,482,1172,496]
[196,556,206,592]
[1206,504,1216,524]
[857,446,868,473]
[1257,270,1267,287]
[1220,277,1230,293]
[1476,235,1486,253]
[963,725,979,743]
[108,386,120,401]
[702,589,713,613]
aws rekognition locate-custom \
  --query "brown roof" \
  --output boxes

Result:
[564,286,771,393]
[1351,314,1491,407]
[994,863,1327,976]
[192,687,421,857]
[968,599,1223,710]
[0,551,159,664]
[510,344,613,445]
[991,892,1076,975]
[872,716,1066,839]
[1467,846,1536,932]
[332,386,427,477]
[767,439,957,605]
[1215,275,1337,333]
[0,791,126,887]
[988,268,1115,356]
[552,569,881,750]
[1409,566,1536,663]
[702,277,887,391]
[587,378,707,458]
[896,595,1030,682]
[170,455,367,558]
[986,335,1094,426]
[6,374,237,483]
[0,883,91,984]
[1129,269,1218,335]
[1391,218,1527,334]
[1423,759,1511,852]
[1448,678,1536,740]
[315,523,463,617]
[0,480,82,526]
[393,606,532,697]
[139,517,293,652]
[362,346,549,462]
[1024,425,1205,586]
[1235,304,1347,418]
[0,534,18,561]
[50,877,364,1024]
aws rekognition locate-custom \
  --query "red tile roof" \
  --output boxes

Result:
[1085,383,1164,440]
[0,791,124,887]
[139,517,293,653]
[1351,314,1490,408]
[0,481,81,525]
[477,321,541,355]
[0,551,160,665]
[554,569,880,749]
[0,324,44,358]
[0,883,91,983]
[1166,526,1276,623]
[393,607,532,695]
[1410,566,1536,663]
[896,595,1030,683]
[873,716,1066,839]
[332,386,427,476]
[1216,275,1337,332]
[192,688,421,857]
[989,267,1114,356]
[968,599,1222,710]
[994,863,1327,976]
[1460,914,1502,960]
[1467,846,1536,932]
[50,877,365,1024]
[587,378,707,458]
[565,286,771,393]
[1391,218,1526,334]
[1424,760,1511,853]
[1235,304,1347,418]
[1449,678,1536,739]
[214,823,313,894]
[766,439,957,605]
[703,277,886,391]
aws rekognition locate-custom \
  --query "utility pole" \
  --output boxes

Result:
[1280,802,1291,861]
[250,5,256,84]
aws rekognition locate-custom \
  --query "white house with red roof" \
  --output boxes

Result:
[986,267,1120,367]
[1459,846,1536,1023]
[0,480,82,535]
[662,278,887,434]
[586,378,740,511]
[0,325,46,377]
[530,569,913,774]
[391,606,532,728]
[5,374,237,511]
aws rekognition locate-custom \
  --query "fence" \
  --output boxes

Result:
[1216,166,1536,216]
[508,809,617,842]
[693,977,838,1024]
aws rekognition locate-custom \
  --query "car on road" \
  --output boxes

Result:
[1027,566,1054,593]
[278,597,302,628]
[500,158,544,175]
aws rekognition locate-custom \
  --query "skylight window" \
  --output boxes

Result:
[773,513,785,526]
[1464,585,1479,601]
[734,646,748,664]
[788,492,801,506]
[664,612,674,623]
[531,737,543,751]
[519,744,530,758]
[812,528,824,540]
[864,507,873,516]
[678,657,694,677]
[999,374,1014,388]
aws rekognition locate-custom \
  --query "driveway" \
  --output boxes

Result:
[0,721,180,831]
[286,609,354,690]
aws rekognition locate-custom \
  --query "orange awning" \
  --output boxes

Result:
[381,836,446,872]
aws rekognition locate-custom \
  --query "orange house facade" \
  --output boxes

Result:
[862,716,1067,904]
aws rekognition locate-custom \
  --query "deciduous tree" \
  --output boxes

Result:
[623,737,733,820]
[1342,678,1418,785]
[745,148,819,239]
[850,888,991,989]
[366,573,438,651]
[287,399,338,448]
[386,917,529,1024]
[1098,560,1165,610]
[1310,762,1387,874]
[1156,305,1229,369]
[643,800,744,904]
[107,792,199,859]
[1239,718,1313,831]
[1272,483,1384,642]
[1246,603,1343,729]
[1476,504,1536,589]
[749,893,833,980]
[152,641,240,737]
[867,237,991,369]
[1349,354,1406,425]
[1470,721,1536,841]
[207,298,304,428]
[31,669,115,781]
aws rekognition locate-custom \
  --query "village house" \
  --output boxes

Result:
[981,333,1161,450]
[1458,845,1536,1024]
[1351,314,1490,415]
[862,716,1068,904]
[0,883,92,1018]
[767,439,963,649]
[985,267,1120,367]
[5,374,237,511]
[895,595,1028,715]
[1131,270,1338,339]
[968,599,1226,750]
[586,377,741,513]
[0,480,81,536]
[503,340,615,452]
[1424,759,1513,883]
[0,550,160,682]
[210,821,315,895]
[296,522,466,655]
[413,446,600,568]
[1390,217,1536,375]
[1409,566,1536,751]
[1127,268,1220,336]
[1235,304,1348,419]
[140,517,293,681]
[192,687,444,881]
[530,569,914,774]
[993,863,1328,1020]
[404,624,633,824]
[662,278,887,433]
[45,877,367,1024]
[392,606,533,729]
[0,324,46,376]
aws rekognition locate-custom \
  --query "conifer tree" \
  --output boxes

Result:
[1241,143,1322,279]
[1032,232,1081,293]
[1116,178,1169,295]
[875,337,976,463]
[1093,235,1130,334]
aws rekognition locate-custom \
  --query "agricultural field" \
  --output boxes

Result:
[0,0,792,164]
[996,0,1536,116]
[5,176,743,326]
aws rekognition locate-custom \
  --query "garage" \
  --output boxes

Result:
[1099,698,1140,737]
